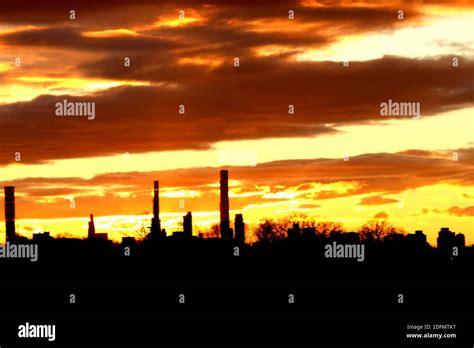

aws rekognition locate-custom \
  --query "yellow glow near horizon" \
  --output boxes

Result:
[134,11,203,31]
[161,189,202,198]
[2,182,472,246]
[5,211,222,243]
[157,17,199,27]
[82,29,139,37]
[296,12,474,62]
[254,45,302,57]
[14,76,148,88]
[0,63,11,72]
[0,77,151,104]
[0,24,40,35]
[177,57,224,67]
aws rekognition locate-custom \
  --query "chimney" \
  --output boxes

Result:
[150,180,161,237]
[4,186,15,242]
[88,214,95,239]
[234,213,245,244]
[219,170,232,240]
[183,212,192,239]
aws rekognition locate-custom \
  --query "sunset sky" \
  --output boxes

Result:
[0,0,472,245]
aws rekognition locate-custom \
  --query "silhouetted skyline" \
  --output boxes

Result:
[2,170,469,262]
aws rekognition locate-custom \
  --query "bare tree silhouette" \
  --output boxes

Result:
[200,223,220,239]
[253,215,346,243]
[254,219,289,243]
[132,222,149,241]
[315,221,345,238]
[358,219,404,242]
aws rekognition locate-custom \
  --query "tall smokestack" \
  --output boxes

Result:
[183,212,192,239]
[220,170,232,240]
[4,186,15,242]
[150,180,161,236]
[88,214,95,239]
[153,181,159,220]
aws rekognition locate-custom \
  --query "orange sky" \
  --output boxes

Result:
[0,0,472,245]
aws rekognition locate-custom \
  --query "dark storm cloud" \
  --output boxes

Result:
[1,27,182,52]
[0,1,472,165]
[0,55,472,165]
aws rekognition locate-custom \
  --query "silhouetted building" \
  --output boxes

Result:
[183,212,192,239]
[33,232,53,242]
[302,227,316,240]
[88,214,96,239]
[456,233,466,247]
[4,186,16,242]
[95,233,108,241]
[383,232,404,244]
[121,237,136,246]
[234,214,245,244]
[220,170,232,240]
[149,180,161,238]
[406,230,427,245]
[437,227,465,255]
[287,223,301,240]
[171,231,185,239]
[160,228,167,238]
[414,230,427,243]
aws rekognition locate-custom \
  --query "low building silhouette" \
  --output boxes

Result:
[302,227,316,240]
[437,227,465,255]
[287,223,301,240]
[234,214,245,244]
[406,230,427,246]
[33,232,53,242]
[121,237,136,247]
[95,233,109,241]
[171,231,185,239]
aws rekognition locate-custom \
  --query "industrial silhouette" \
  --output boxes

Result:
[219,169,232,241]
[4,186,15,243]
[149,180,164,240]
[88,214,95,240]
[1,169,472,267]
